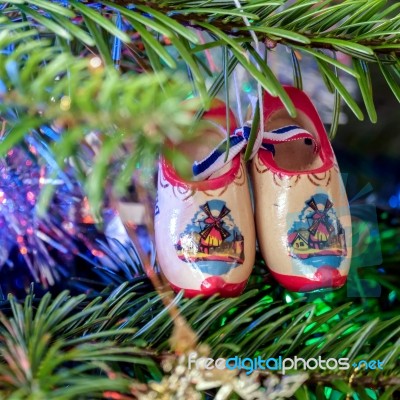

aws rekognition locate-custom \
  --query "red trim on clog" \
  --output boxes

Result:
[161,155,240,191]
[270,266,347,292]
[169,277,247,298]
[258,86,335,176]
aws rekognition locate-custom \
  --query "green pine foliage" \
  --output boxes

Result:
[0,263,399,399]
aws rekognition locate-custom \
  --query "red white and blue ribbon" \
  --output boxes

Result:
[192,124,318,181]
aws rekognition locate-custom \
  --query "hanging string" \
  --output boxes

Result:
[232,0,264,135]
[233,69,244,127]
[197,31,218,73]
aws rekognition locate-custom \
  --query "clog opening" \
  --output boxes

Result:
[172,120,233,180]
[266,109,324,172]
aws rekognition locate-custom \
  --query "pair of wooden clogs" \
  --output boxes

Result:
[155,86,352,297]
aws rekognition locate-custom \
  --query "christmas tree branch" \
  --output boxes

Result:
[109,0,400,56]
[0,281,399,399]
[1,0,400,133]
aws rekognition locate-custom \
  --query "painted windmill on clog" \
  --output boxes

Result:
[199,202,231,253]
[289,195,347,259]
[307,198,335,248]
[175,199,245,270]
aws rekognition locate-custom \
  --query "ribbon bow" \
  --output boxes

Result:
[192,123,318,181]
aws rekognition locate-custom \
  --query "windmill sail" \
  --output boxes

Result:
[307,198,318,211]
[199,202,231,242]
[308,197,335,240]
[324,198,333,211]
